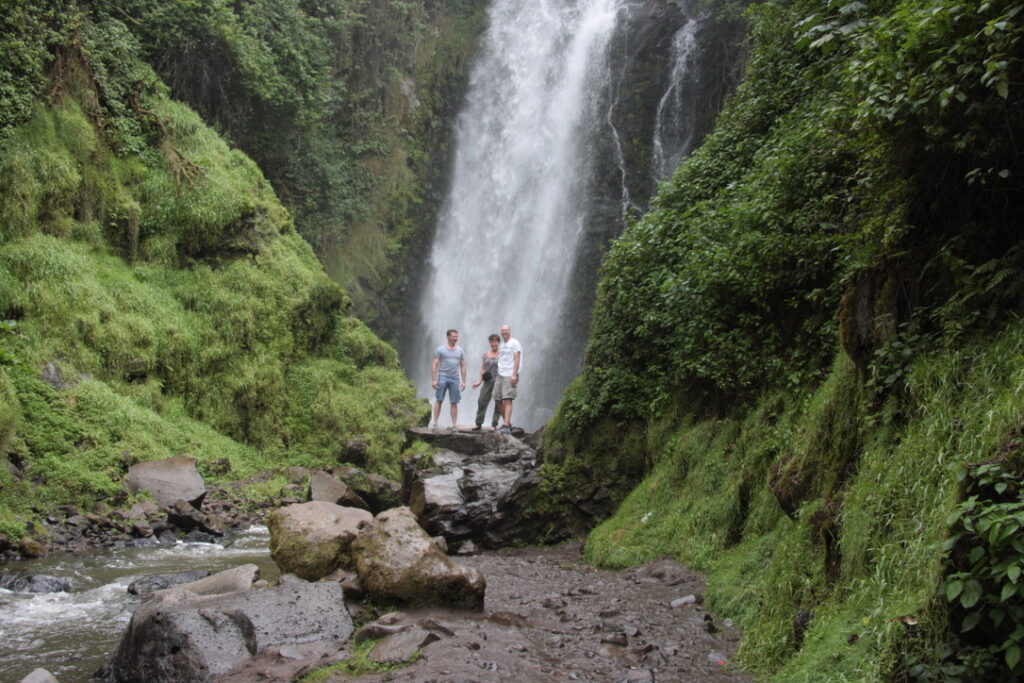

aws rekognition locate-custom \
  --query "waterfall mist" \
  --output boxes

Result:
[403,0,737,430]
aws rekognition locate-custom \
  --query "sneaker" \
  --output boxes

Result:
[446,426,457,432]
[499,425,511,434]
[431,423,439,432]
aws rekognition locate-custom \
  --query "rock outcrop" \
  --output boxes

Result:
[267,501,372,580]
[401,427,543,549]
[350,506,485,610]
[308,471,368,509]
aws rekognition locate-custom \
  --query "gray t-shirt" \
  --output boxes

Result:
[435,344,465,380]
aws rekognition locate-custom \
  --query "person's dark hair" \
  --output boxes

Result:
[446,328,458,337]
[488,334,500,342]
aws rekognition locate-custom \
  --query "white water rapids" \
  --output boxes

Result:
[411,0,625,429]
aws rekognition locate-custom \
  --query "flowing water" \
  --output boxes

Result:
[0,528,276,682]
[409,0,625,430]
[407,0,711,430]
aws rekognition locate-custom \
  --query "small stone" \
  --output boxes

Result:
[601,632,629,646]
[670,594,698,608]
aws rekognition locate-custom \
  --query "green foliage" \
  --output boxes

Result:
[299,637,413,682]
[0,45,417,533]
[938,462,1024,678]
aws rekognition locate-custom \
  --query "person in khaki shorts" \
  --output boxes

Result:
[494,324,522,434]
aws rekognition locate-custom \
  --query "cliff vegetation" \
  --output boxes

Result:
[0,4,423,541]
[542,0,1024,678]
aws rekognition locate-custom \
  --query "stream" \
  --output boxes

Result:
[0,527,278,682]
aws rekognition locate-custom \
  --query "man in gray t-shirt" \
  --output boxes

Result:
[431,329,467,431]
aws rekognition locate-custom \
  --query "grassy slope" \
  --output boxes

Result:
[0,60,423,539]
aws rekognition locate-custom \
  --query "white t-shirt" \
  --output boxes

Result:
[497,338,522,377]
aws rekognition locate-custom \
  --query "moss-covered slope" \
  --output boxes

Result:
[541,0,1024,678]
[0,16,423,540]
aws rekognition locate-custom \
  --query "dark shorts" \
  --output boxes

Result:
[435,376,461,404]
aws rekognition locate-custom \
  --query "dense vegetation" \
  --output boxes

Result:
[542,0,1024,678]
[1,0,486,335]
[0,4,424,540]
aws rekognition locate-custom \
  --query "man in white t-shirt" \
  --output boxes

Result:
[494,324,522,434]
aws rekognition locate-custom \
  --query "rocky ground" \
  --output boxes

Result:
[337,542,749,683]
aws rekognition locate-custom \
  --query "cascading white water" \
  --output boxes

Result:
[412,0,625,429]
[652,13,703,180]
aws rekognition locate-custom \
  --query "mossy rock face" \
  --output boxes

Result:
[267,501,373,581]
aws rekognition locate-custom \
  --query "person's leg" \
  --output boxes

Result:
[432,401,442,428]
[448,379,461,428]
[476,380,493,427]
[433,381,449,428]
[503,398,513,427]
[492,398,500,428]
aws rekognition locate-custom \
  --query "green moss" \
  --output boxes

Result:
[577,320,1024,678]
[299,637,413,682]
[0,51,417,533]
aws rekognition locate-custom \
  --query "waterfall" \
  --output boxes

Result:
[652,12,703,181]
[410,0,625,429]
[405,0,723,430]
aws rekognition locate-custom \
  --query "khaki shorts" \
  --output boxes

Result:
[494,375,518,401]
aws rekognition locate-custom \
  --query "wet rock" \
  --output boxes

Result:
[267,501,372,580]
[333,466,401,513]
[369,627,441,664]
[169,564,260,598]
[128,571,211,597]
[0,573,71,593]
[125,456,206,509]
[353,621,412,643]
[166,499,225,536]
[351,506,486,610]
[19,668,60,683]
[402,434,542,549]
[309,471,369,509]
[284,466,311,484]
[182,530,219,544]
[104,581,352,683]
[18,537,47,558]
[131,520,154,538]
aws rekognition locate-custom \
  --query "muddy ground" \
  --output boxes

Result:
[339,542,751,683]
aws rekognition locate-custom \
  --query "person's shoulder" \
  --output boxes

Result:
[511,338,522,349]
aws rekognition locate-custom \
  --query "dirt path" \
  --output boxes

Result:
[343,542,750,682]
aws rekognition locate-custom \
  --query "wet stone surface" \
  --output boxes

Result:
[336,542,750,682]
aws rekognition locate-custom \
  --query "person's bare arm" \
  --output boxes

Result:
[431,356,440,388]
[511,351,521,386]
[460,356,467,390]
[473,353,486,388]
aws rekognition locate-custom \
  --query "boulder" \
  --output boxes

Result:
[18,537,46,558]
[19,668,60,683]
[332,466,401,513]
[267,502,372,581]
[369,627,440,664]
[166,499,225,536]
[0,573,71,593]
[350,506,485,610]
[104,581,352,683]
[128,570,211,597]
[172,564,260,597]
[125,456,206,509]
[308,471,368,509]
[341,437,369,467]
[400,435,542,549]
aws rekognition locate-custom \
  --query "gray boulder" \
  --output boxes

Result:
[351,506,485,610]
[125,456,206,508]
[166,499,225,536]
[309,471,368,509]
[128,570,210,597]
[19,668,60,683]
[332,466,401,513]
[104,581,352,683]
[0,573,71,593]
[401,434,541,549]
[267,502,372,581]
